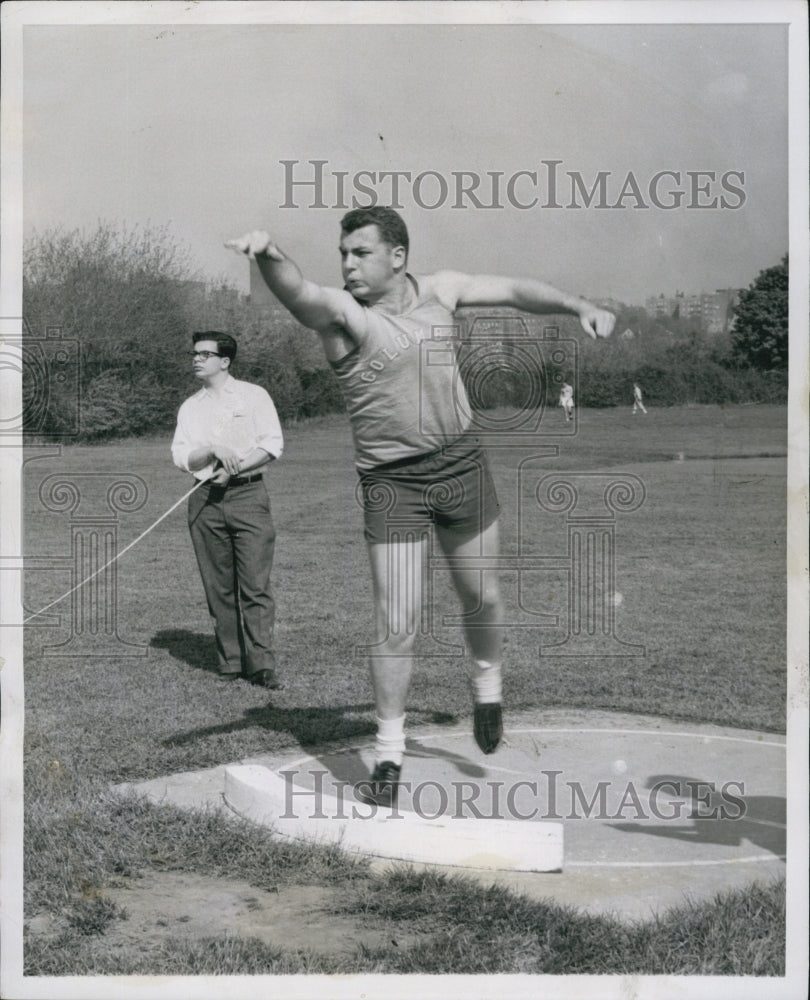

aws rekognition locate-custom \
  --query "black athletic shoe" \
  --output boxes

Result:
[355,761,402,808]
[473,702,502,754]
[249,668,282,690]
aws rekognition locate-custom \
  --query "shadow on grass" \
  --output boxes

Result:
[151,628,219,674]
[163,704,378,751]
[161,705,484,784]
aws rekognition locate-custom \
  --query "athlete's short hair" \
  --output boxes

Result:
[340,207,409,259]
[192,330,237,363]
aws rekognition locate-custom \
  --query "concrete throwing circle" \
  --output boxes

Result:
[225,719,785,880]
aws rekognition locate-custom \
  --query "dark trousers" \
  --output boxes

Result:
[188,478,276,677]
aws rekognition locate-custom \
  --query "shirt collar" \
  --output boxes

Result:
[200,373,237,398]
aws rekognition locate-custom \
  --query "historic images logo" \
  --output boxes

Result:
[279,768,748,822]
[278,160,746,211]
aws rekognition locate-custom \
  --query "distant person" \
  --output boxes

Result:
[559,382,575,422]
[227,207,614,806]
[172,331,284,688]
[633,382,648,414]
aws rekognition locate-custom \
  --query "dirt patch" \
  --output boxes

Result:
[28,870,422,957]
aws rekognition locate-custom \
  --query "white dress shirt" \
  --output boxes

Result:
[171,375,284,480]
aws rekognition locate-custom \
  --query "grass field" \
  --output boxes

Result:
[19,403,788,976]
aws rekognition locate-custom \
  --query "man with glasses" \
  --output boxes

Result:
[172,331,284,687]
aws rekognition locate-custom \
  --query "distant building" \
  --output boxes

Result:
[644,288,740,333]
[645,293,677,319]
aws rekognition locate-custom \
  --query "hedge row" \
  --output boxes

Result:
[21,224,786,443]
[27,349,786,443]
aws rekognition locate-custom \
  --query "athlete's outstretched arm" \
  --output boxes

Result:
[431,270,615,339]
[226,230,356,333]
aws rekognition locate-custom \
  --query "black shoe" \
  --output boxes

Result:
[217,672,242,683]
[249,668,282,690]
[473,702,502,754]
[355,761,402,808]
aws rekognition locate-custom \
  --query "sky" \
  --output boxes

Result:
[20,15,790,305]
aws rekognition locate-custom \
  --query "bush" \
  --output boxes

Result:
[576,337,787,409]
[22,225,787,442]
[81,371,178,440]
[297,368,346,418]
[24,224,194,439]
[239,360,305,423]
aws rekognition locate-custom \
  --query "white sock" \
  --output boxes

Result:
[374,715,406,766]
[471,660,502,704]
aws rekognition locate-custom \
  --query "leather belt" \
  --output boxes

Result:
[226,472,264,487]
[199,472,263,488]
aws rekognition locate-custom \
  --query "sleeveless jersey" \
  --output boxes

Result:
[329,276,472,470]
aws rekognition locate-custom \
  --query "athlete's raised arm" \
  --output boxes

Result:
[226,230,364,338]
[428,270,615,340]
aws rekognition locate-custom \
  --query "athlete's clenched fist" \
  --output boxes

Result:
[225,231,284,261]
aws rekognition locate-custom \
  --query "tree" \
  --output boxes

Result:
[24,222,194,371]
[22,222,346,438]
[730,255,788,370]
[23,223,201,437]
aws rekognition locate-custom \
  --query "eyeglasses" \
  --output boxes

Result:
[190,350,221,360]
